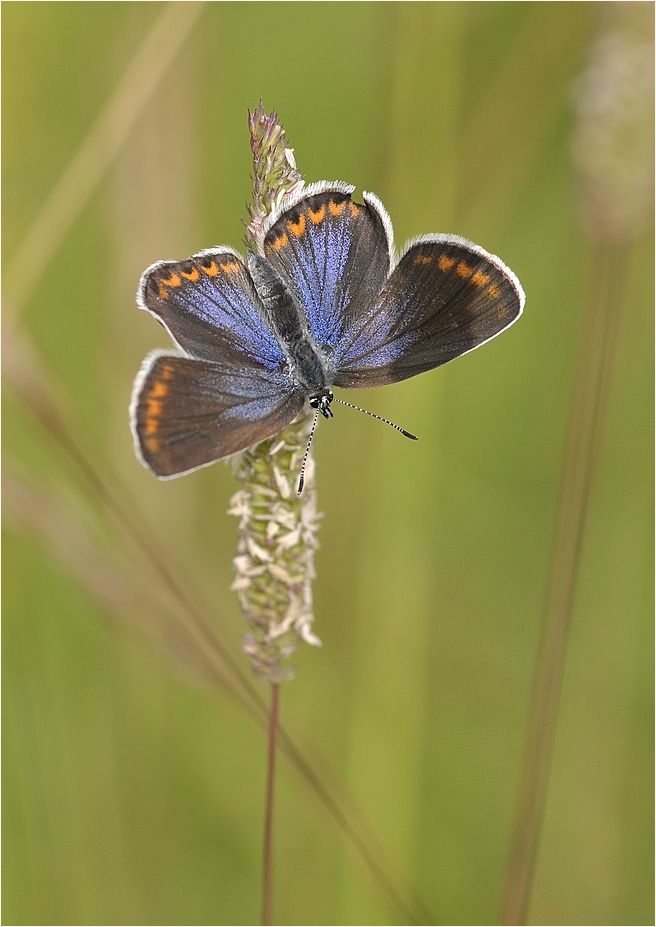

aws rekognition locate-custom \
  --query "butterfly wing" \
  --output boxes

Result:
[130,351,304,478]
[331,233,525,388]
[133,247,303,477]
[259,183,393,348]
[138,247,286,370]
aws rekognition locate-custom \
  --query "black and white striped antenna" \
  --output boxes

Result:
[296,398,417,494]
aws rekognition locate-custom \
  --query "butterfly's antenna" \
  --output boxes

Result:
[297,408,321,495]
[332,397,418,440]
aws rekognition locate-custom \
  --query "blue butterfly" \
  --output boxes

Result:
[130,182,524,478]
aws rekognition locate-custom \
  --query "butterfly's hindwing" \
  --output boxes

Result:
[130,351,303,478]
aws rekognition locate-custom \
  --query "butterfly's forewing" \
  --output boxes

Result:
[260,183,392,347]
[131,352,303,478]
[332,235,525,388]
[139,248,285,370]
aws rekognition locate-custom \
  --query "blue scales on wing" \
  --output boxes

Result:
[260,184,393,350]
[139,248,286,370]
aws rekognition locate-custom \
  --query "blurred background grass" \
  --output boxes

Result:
[2,2,653,925]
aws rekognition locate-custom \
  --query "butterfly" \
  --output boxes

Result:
[130,181,524,479]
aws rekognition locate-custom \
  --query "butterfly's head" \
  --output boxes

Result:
[309,389,334,419]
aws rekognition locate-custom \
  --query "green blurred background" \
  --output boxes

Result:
[3,3,653,925]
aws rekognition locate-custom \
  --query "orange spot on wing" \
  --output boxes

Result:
[222,262,240,274]
[180,267,200,282]
[487,284,501,299]
[161,273,182,288]
[157,283,170,300]
[496,305,509,320]
[308,205,325,225]
[471,271,491,287]
[147,399,163,418]
[437,254,456,272]
[272,232,289,251]
[456,262,473,278]
[328,199,346,217]
[150,380,169,399]
[348,202,360,217]
[414,254,433,265]
[145,435,162,451]
[201,261,219,277]
[161,364,174,380]
[287,214,306,237]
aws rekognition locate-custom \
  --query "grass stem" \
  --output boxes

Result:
[499,242,630,924]
[262,684,280,926]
